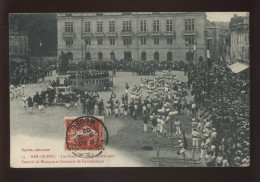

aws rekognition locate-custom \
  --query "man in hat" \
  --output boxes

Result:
[211,128,217,142]
[176,139,192,160]
[125,83,129,94]
[38,95,44,113]
[199,142,206,161]
[94,102,99,116]
[143,110,149,133]
[106,101,111,116]
[98,99,104,115]
[22,95,27,108]
[216,153,223,167]
[192,128,200,150]
[174,118,181,137]
[192,118,198,129]
[222,155,229,167]
[115,100,120,118]
[27,96,33,114]
[151,113,157,134]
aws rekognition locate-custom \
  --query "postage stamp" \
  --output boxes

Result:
[65,116,108,158]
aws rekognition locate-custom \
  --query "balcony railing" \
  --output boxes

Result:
[82,32,93,37]
[150,31,162,36]
[164,31,175,36]
[94,32,105,37]
[137,31,149,36]
[62,32,76,38]
[121,30,133,36]
[182,30,197,35]
[106,32,118,36]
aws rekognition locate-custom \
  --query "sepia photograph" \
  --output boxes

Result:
[9,12,250,167]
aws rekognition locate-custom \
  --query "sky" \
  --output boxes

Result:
[206,12,248,22]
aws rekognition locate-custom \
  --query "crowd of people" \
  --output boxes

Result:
[11,57,249,167]
[186,60,250,167]
[68,69,110,80]
[67,60,188,76]
[10,63,54,86]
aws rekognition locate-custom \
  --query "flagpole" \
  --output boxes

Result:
[194,39,197,65]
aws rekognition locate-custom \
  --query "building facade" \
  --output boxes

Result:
[230,14,249,64]
[57,12,208,63]
[9,26,29,57]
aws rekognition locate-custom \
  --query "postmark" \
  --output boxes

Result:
[65,116,108,158]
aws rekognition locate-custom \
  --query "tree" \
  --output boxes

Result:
[9,13,57,56]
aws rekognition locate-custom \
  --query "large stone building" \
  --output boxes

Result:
[9,26,29,57]
[57,12,209,63]
[206,21,230,63]
[230,14,249,64]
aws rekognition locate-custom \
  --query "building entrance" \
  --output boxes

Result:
[124,52,132,61]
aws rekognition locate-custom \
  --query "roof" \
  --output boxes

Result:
[228,62,249,73]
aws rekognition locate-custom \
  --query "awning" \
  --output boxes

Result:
[10,58,26,64]
[228,62,249,73]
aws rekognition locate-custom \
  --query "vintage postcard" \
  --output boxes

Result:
[10,12,249,167]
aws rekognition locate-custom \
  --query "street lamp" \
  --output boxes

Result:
[194,40,197,65]
[206,37,212,99]
[39,40,43,68]
[81,39,87,74]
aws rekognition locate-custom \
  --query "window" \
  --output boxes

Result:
[153,20,160,32]
[85,22,91,32]
[97,21,103,32]
[85,38,91,45]
[98,52,103,60]
[141,52,146,61]
[154,52,159,61]
[123,21,132,32]
[65,22,73,33]
[140,20,146,32]
[123,37,132,45]
[97,38,103,45]
[154,37,159,45]
[167,37,172,44]
[109,21,115,32]
[185,36,195,44]
[65,38,73,46]
[166,20,173,32]
[86,52,91,60]
[9,45,12,52]
[185,19,194,32]
[141,37,146,45]
[13,45,16,53]
[13,45,15,53]
[110,52,115,60]
[110,37,115,45]
[167,52,173,61]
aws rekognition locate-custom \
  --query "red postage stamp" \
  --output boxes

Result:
[65,116,107,153]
